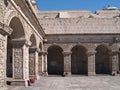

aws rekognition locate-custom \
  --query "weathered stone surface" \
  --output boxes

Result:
[0,0,120,88]
[29,53,35,75]
[13,47,23,79]
[0,34,6,87]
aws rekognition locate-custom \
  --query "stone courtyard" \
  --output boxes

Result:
[7,75,120,90]
[0,0,120,88]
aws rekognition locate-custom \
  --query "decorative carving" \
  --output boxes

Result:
[0,35,6,87]
[25,40,32,46]
[29,53,35,75]
[13,47,23,79]
[0,22,13,35]
[4,10,18,26]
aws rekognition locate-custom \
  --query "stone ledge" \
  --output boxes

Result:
[7,79,28,87]
[87,72,96,76]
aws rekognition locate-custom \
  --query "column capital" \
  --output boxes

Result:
[25,40,32,47]
[11,39,31,47]
[62,51,72,56]
[39,51,47,55]
[0,22,13,35]
[87,51,96,56]
[111,50,120,56]
[29,47,40,53]
[43,52,48,55]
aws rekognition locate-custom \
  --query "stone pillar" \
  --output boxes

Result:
[0,35,7,87]
[87,51,96,76]
[38,51,44,76]
[111,51,119,75]
[43,52,48,76]
[62,51,72,76]
[11,40,30,86]
[29,48,39,79]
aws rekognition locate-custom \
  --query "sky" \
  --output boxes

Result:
[35,0,120,13]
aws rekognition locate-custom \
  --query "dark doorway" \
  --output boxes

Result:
[6,36,13,77]
[95,45,111,74]
[71,45,88,75]
[47,46,64,75]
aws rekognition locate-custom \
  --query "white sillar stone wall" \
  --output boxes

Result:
[0,34,7,87]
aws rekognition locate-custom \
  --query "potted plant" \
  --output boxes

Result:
[29,78,36,83]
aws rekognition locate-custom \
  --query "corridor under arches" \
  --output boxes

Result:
[71,45,88,75]
[95,45,112,74]
[47,45,64,75]
[7,17,25,78]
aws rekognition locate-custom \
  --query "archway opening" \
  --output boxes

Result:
[47,45,64,75]
[7,17,25,78]
[71,45,88,75]
[95,45,111,74]
[6,36,12,77]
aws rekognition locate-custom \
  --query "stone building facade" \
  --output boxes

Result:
[0,0,120,88]
[0,0,45,87]
[39,9,120,76]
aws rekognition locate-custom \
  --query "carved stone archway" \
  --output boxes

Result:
[7,16,29,86]
[7,16,26,78]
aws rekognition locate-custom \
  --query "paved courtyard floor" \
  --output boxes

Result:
[6,75,120,90]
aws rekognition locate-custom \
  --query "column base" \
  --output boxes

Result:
[7,79,28,87]
[63,72,71,77]
[88,72,96,76]
[43,72,48,76]
[29,75,39,80]
[111,71,117,76]
[0,87,8,90]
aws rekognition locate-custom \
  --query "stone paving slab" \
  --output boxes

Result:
[7,75,120,90]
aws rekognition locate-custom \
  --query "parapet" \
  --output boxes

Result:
[38,7,120,19]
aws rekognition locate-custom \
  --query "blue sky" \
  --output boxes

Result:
[35,0,120,12]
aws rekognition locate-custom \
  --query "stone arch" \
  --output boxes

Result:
[70,44,88,51]
[71,45,88,75]
[7,16,26,78]
[30,34,37,48]
[9,17,25,40]
[45,44,64,52]
[95,44,112,74]
[5,10,20,26]
[47,45,64,75]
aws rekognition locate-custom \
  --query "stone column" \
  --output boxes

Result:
[38,51,44,76]
[11,40,30,86]
[43,52,48,76]
[0,35,7,87]
[29,48,39,79]
[87,51,96,76]
[62,51,72,76]
[111,51,119,75]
